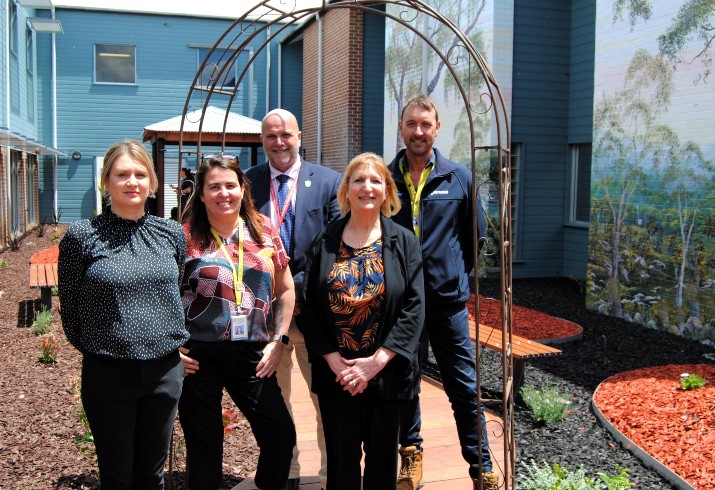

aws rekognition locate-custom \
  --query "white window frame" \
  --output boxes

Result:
[569,143,592,225]
[94,44,137,85]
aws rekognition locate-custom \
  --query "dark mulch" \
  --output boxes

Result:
[426,276,714,489]
[3,229,714,489]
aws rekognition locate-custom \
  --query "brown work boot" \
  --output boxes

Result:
[473,471,499,490]
[396,445,424,490]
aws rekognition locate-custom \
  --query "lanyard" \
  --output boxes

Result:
[210,220,244,307]
[270,170,300,230]
[400,157,433,238]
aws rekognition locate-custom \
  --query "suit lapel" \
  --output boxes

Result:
[252,164,273,216]
[294,161,314,237]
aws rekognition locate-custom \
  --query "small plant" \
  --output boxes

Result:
[70,376,94,446]
[36,223,46,238]
[520,383,570,425]
[596,465,632,489]
[51,285,59,297]
[222,407,240,434]
[0,258,8,267]
[39,334,61,364]
[29,306,53,335]
[51,230,60,243]
[519,461,632,490]
[679,372,707,390]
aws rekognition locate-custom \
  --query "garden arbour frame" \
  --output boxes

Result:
[178,1,514,487]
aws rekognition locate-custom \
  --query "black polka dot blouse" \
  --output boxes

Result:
[58,211,189,360]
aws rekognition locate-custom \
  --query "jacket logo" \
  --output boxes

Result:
[430,190,449,195]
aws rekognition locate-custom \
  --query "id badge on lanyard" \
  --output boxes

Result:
[230,315,248,341]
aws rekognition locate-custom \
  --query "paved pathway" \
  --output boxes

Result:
[235,353,506,490]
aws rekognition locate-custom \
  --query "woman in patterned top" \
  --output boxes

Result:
[301,152,425,489]
[178,154,296,490]
[58,139,187,488]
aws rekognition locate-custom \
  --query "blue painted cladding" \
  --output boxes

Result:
[53,9,281,221]
[280,40,303,128]
[6,4,37,138]
[511,0,571,277]
[563,0,595,278]
[361,7,384,155]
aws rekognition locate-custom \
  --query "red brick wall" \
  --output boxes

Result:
[303,9,363,173]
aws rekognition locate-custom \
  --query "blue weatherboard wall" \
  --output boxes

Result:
[49,8,290,222]
[562,0,595,278]
[511,0,571,277]
[361,6,385,155]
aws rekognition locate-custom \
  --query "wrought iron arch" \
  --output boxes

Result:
[178,1,514,487]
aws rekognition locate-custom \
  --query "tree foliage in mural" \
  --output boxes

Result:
[616,0,715,82]
[591,2,715,344]
[385,0,490,159]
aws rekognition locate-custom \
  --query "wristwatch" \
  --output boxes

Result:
[271,334,290,345]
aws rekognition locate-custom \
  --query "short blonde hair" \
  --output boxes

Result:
[100,139,158,198]
[337,152,401,217]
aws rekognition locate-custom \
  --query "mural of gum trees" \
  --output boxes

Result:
[592,49,674,318]
[591,0,715,343]
[384,0,490,161]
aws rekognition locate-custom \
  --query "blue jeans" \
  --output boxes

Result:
[399,304,493,476]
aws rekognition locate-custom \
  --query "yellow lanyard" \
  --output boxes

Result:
[210,220,244,307]
[400,157,433,239]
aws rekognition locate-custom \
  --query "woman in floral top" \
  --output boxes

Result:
[301,152,425,489]
[178,154,296,490]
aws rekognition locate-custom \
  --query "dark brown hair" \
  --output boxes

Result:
[187,155,263,247]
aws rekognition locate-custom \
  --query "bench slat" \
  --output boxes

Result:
[29,263,59,288]
[473,322,562,360]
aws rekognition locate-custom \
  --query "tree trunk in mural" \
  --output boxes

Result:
[385,0,487,153]
[593,50,674,318]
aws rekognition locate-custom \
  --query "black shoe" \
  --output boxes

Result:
[283,477,300,490]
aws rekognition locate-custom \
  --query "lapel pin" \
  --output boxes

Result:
[305,180,312,187]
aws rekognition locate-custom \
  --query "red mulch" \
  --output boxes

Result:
[467,293,583,341]
[594,364,715,490]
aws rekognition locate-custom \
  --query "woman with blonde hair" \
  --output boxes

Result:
[301,152,425,489]
[59,139,187,488]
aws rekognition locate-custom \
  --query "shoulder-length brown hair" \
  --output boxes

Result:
[100,139,158,199]
[187,155,263,247]
[337,152,401,217]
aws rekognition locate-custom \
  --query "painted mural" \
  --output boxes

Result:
[382,0,513,258]
[590,0,715,345]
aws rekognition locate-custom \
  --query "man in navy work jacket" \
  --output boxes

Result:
[387,93,497,490]
[246,108,341,490]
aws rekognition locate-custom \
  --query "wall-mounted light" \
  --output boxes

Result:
[72,150,82,161]
[28,18,64,34]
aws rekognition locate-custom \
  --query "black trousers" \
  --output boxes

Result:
[319,389,405,490]
[81,351,183,490]
[179,341,296,490]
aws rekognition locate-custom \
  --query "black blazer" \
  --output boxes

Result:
[301,214,425,399]
[245,159,342,297]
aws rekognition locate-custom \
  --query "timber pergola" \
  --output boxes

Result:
[142,105,263,217]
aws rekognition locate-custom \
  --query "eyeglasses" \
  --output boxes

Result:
[202,153,238,162]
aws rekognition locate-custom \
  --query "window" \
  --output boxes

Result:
[10,151,21,235]
[197,48,238,89]
[9,2,18,55]
[25,155,36,225]
[570,144,592,223]
[94,44,136,84]
[26,29,35,122]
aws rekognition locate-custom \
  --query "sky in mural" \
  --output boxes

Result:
[596,0,715,144]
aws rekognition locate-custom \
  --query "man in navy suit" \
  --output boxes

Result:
[246,108,341,490]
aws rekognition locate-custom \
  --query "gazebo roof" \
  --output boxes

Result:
[142,105,263,146]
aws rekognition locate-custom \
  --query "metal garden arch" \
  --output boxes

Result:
[177,1,515,487]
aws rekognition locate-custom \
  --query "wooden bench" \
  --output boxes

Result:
[471,322,562,394]
[29,262,58,310]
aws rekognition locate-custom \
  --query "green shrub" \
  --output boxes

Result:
[51,285,59,297]
[520,383,570,425]
[679,373,707,390]
[0,258,8,267]
[38,334,60,364]
[30,306,53,336]
[519,461,632,490]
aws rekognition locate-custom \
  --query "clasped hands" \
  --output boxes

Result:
[325,352,381,397]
